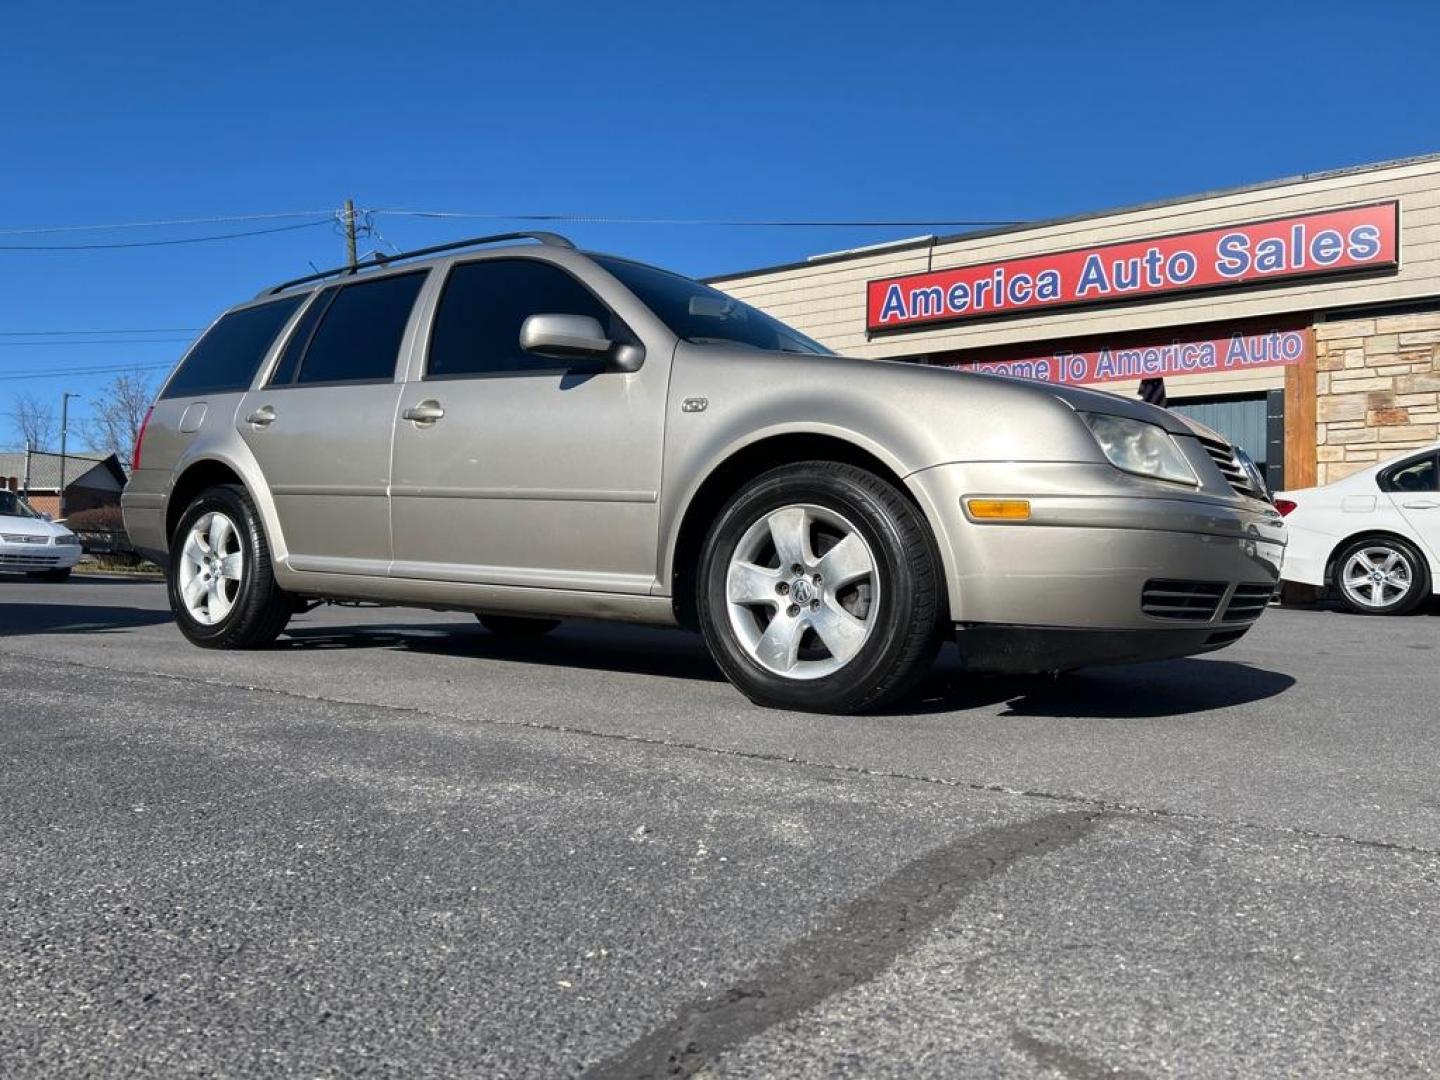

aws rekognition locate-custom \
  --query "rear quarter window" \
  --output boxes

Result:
[161,295,305,399]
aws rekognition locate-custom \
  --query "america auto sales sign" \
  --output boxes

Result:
[866,202,1399,333]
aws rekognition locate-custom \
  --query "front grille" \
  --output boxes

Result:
[1223,583,1276,623]
[0,553,60,568]
[1197,434,1260,498]
[1,533,49,544]
[1141,579,1227,621]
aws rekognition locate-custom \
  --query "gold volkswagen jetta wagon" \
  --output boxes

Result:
[123,233,1285,713]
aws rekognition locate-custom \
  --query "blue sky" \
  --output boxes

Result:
[3,0,1438,438]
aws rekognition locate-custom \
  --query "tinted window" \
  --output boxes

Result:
[296,272,426,385]
[268,288,334,386]
[428,259,618,378]
[1381,454,1438,493]
[161,296,304,399]
[593,255,832,355]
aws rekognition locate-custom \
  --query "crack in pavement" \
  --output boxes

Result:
[583,811,1105,1080]
[4,647,1439,860]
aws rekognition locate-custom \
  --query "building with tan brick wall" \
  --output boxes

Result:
[1314,312,1440,483]
[709,154,1440,493]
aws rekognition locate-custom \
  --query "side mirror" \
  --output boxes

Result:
[521,313,611,358]
[519,314,645,373]
[41,512,53,522]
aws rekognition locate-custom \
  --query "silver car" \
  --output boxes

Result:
[122,232,1285,712]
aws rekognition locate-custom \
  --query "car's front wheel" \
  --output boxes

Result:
[698,462,943,713]
[168,484,292,648]
[29,567,72,583]
[1333,535,1430,615]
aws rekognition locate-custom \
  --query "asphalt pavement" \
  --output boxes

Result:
[2,576,1438,1077]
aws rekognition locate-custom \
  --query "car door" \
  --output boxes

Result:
[1382,451,1440,562]
[235,271,428,574]
[389,256,667,593]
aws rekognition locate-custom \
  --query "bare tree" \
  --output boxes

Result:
[82,371,154,462]
[7,392,58,452]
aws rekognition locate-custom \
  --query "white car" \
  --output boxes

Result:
[1277,443,1440,615]
[0,490,83,581]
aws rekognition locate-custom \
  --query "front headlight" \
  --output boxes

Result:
[1080,413,1198,486]
[53,532,80,546]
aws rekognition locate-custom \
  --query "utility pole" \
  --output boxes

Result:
[343,199,358,269]
[58,391,79,519]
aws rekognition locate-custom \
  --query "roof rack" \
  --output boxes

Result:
[261,230,576,295]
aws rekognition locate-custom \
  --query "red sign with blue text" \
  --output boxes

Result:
[867,202,1399,332]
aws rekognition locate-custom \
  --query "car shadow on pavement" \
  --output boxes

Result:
[904,656,1296,719]
[0,602,174,636]
[278,619,1294,718]
[278,620,730,683]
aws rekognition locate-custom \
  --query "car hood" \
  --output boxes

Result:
[676,342,1209,472]
[849,355,1199,436]
[0,514,68,539]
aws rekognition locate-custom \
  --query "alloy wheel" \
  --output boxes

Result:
[725,503,880,680]
[1339,545,1414,610]
[177,511,244,625]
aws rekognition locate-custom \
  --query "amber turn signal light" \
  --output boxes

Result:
[965,498,1032,521]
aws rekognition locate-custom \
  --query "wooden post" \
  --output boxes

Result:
[1283,326,1318,490]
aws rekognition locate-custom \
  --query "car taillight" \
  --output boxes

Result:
[1274,498,1297,517]
[132,406,154,470]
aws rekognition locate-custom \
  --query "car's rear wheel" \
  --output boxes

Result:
[476,614,561,638]
[1332,535,1430,615]
[168,484,292,648]
[29,567,72,582]
[698,461,943,713]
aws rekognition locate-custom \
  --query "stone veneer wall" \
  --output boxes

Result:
[1314,310,1440,484]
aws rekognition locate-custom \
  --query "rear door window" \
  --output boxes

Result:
[161,295,304,399]
[294,271,427,385]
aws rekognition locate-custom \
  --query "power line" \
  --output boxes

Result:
[0,339,192,348]
[0,339,191,348]
[0,363,168,382]
[0,218,330,252]
[0,210,334,237]
[0,327,203,336]
[372,208,1029,228]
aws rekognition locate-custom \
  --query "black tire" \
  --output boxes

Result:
[1332,535,1431,616]
[476,614,561,638]
[167,484,292,648]
[30,568,72,583]
[698,461,944,713]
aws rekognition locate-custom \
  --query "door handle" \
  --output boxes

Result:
[245,405,276,427]
[402,400,445,424]
[1402,500,1440,510]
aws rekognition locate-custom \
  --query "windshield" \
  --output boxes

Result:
[0,491,40,518]
[594,256,834,356]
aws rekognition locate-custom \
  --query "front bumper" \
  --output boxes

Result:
[0,540,83,573]
[906,462,1286,672]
